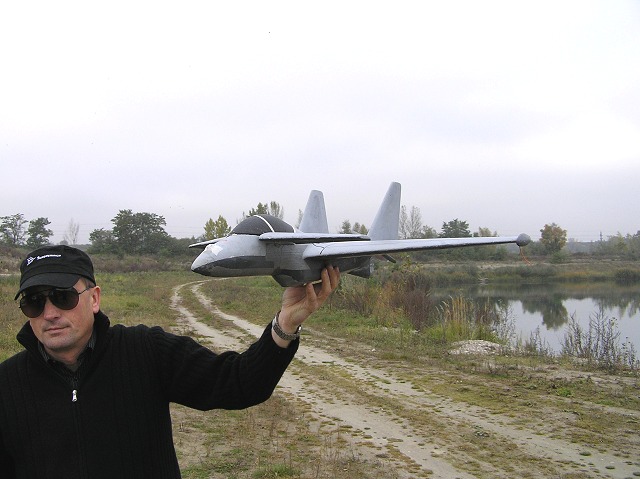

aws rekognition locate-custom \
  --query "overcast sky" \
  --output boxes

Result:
[1,1,639,245]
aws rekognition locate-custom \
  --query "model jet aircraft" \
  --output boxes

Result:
[190,182,531,287]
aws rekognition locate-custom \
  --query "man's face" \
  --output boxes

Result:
[27,279,101,363]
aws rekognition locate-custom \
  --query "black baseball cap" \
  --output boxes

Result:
[15,245,96,299]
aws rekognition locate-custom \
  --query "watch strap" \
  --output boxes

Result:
[272,311,301,341]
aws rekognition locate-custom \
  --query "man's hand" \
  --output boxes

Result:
[272,265,340,347]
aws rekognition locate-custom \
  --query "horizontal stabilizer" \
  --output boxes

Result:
[188,238,223,250]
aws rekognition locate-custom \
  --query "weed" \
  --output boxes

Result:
[251,463,299,478]
[561,311,639,372]
[556,387,573,398]
[516,327,554,358]
[335,276,380,317]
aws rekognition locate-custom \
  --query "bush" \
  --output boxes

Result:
[550,251,569,264]
[614,268,640,285]
[335,277,380,317]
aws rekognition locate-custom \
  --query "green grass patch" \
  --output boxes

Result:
[251,464,300,478]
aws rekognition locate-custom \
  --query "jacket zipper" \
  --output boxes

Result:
[69,375,89,478]
[69,372,79,402]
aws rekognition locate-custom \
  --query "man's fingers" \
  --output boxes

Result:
[314,265,339,300]
[329,265,340,289]
[322,265,340,291]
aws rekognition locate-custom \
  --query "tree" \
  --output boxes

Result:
[421,225,437,238]
[476,227,496,238]
[352,222,368,235]
[399,206,409,239]
[339,220,352,234]
[471,227,498,260]
[161,236,198,256]
[268,201,284,219]
[244,201,284,219]
[245,202,269,218]
[0,214,28,246]
[26,217,53,248]
[295,209,303,229]
[63,218,80,245]
[440,219,471,238]
[88,228,117,254]
[111,209,170,254]
[540,223,567,254]
[628,231,640,259]
[338,220,367,235]
[399,205,423,239]
[203,215,230,240]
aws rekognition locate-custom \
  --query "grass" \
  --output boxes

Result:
[0,271,193,360]
[2,259,640,478]
[0,271,404,478]
[0,275,29,361]
[173,392,391,479]
[199,273,639,373]
[192,276,640,475]
[97,270,194,327]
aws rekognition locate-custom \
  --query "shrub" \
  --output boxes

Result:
[335,276,380,317]
[614,268,640,285]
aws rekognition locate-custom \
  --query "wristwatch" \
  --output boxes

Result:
[272,311,301,341]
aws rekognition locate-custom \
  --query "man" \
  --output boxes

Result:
[0,245,340,478]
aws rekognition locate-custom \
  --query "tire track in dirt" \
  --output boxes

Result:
[171,282,469,478]
[171,281,640,479]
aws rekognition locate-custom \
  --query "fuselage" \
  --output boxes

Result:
[191,234,370,286]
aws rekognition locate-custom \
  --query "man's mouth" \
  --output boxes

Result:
[45,326,67,333]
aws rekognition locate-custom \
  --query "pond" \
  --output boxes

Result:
[430,282,640,353]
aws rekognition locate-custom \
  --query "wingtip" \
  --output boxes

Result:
[516,233,532,247]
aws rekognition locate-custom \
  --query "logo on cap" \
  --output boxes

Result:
[25,254,62,267]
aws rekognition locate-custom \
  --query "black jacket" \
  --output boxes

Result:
[0,311,297,479]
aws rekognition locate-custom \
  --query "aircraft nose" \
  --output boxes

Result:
[191,250,214,273]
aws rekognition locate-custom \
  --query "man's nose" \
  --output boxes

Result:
[41,297,61,319]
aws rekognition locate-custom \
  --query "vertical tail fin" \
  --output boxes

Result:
[299,190,329,233]
[368,182,401,240]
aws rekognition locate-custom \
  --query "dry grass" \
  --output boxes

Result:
[2,262,640,478]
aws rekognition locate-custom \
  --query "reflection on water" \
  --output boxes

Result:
[430,283,640,352]
[523,293,568,330]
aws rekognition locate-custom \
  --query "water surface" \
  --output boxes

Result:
[430,282,640,353]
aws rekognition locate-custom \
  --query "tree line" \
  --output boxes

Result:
[2,203,639,260]
[0,214,53,249]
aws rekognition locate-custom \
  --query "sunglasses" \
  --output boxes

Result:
[19,286,92,318]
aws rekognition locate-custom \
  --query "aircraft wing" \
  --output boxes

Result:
[302,234,531,260]
[189,232,368,250]
[259,232,370,243]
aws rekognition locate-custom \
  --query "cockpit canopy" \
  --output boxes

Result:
[231,214,294,236]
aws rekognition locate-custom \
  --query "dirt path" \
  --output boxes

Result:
[170,281,640,479]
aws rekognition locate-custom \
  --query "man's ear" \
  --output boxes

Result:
[91,286,101,314]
